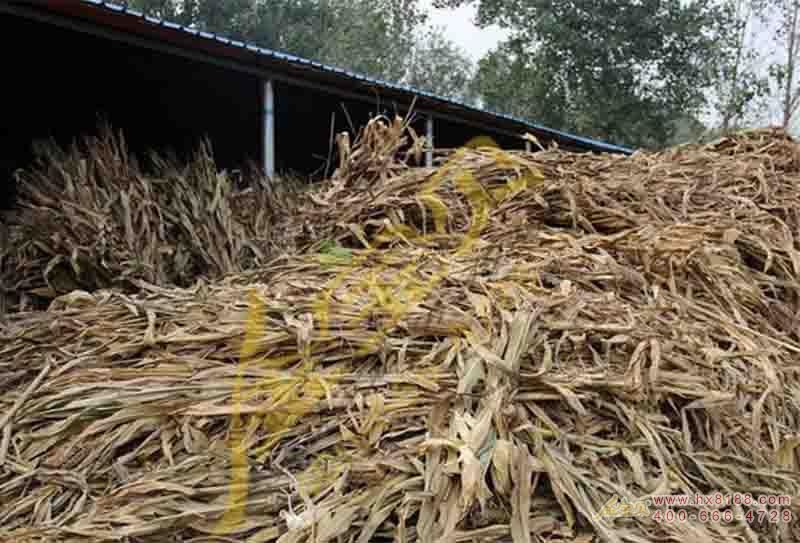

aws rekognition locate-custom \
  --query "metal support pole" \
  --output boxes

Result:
[525,140,532,153]
[426,115,434,167]
[262,79,275,178]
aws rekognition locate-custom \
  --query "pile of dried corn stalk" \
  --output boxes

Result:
[0,127,297,312]
[1,118,800,543]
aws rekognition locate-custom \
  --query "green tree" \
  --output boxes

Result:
[311,0,428,82]
[195,0,254,38]
[404,28,476,103]
[472,39,569,127]
[713,0,769,133]
[764,0,800,128]
[125,0,429,84]
[439,0,735,148]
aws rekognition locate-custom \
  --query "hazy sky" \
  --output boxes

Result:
[425,2,509,61]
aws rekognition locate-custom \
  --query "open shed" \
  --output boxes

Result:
[0,0,632,209]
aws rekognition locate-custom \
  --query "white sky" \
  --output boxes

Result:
[425,2,509,61]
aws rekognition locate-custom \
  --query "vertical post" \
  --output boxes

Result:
[426,115,434,167]
[262,79,275,178]
[525,140,532,153]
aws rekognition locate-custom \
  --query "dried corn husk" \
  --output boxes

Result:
[2,120,800,543]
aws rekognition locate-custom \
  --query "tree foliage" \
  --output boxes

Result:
[440,0,737,148]
[764,0,800,128]
[472,40,568,127]
[123,0,452,85]
[712,0,769,133]
[405,29,477,103]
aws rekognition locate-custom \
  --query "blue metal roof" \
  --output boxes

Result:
[75,0,632,154]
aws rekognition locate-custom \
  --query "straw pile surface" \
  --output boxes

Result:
[0,128,296,312]
[1,118,800,543]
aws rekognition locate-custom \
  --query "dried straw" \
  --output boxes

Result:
[0,127,298,312]
[1,118,799,542]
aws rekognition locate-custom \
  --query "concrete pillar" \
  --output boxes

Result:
[262,79,275,178]
[426,115,434,167]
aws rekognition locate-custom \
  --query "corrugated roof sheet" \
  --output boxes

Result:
[40,0,635,154]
